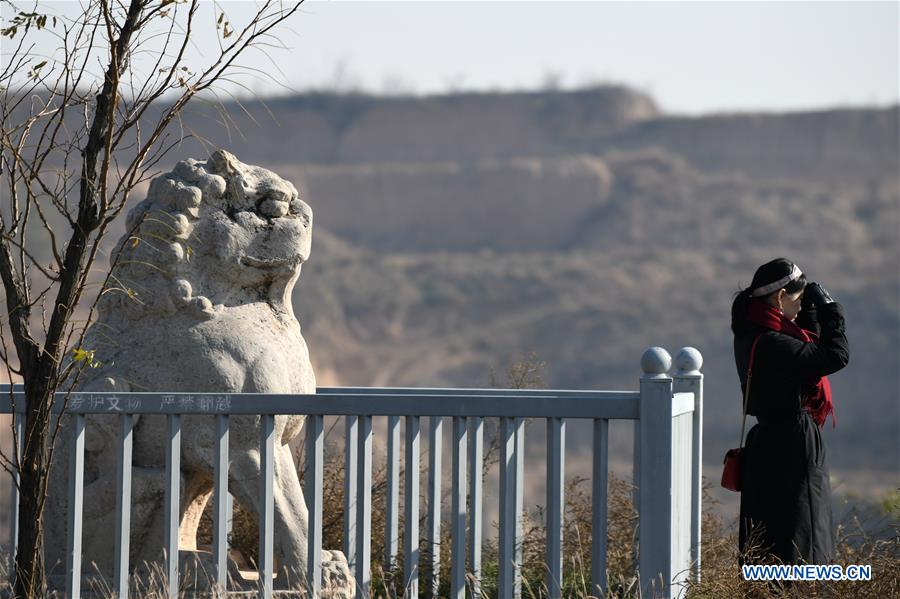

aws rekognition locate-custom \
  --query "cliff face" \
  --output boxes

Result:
[335,87,659,163]
[291,156,613,251]
[604,107,900,183]
[176,86,659,164]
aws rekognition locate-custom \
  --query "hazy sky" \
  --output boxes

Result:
[3,1,898,115]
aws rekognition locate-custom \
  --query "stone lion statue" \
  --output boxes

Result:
[46,150,349,594]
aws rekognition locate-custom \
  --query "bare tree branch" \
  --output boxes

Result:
[1,1,305,594]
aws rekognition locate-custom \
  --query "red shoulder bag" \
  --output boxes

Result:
[721,335,761,492]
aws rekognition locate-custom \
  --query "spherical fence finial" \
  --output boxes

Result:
[674,346,703,375]
[641,346,672,378]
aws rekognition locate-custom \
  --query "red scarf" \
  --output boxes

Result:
[747,298,835,428]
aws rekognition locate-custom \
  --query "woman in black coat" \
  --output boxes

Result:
[731,258,849,566]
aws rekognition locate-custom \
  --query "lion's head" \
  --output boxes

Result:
[102,150,312,321]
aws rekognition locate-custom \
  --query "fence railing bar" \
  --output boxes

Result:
[468,416,483,597]
[65,413,85,599]
[12,392,640,419]
[317,387,637,398]
[546,417,565,599]
[1,385,638,401]
[164,414,181,598]
[450,416,467,599]
[344,415,358,572]
[404,415,420,599]
[591,418,609,596]
[213,414,230,593]
[385,415,401,572]
[498,417,516,599]
[259,413,276,599]
[114,413,133,599]
[355,415,373,599]
[427,416,443,598]
[305,413,324,597]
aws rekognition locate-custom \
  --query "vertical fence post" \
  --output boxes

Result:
[546,417,565,599]
[591,417,609,596]
[213,415,230,593]
[638,347,674,599]
[164,414,181,598]
[66,413,85,599]
[344,416,358,572]
[514,418,524,599]
[385,415,401,573]
[114,413,134,599]
[450,417,467,599]
[259,414,276,599]
[305,414,324,597]
[404,415,421,598]
[468,416,483,597]
[632,415,640,574]
[497,417,518,599]
[674,347,704,584]
[355,415,373,599]
[427,416,443,598]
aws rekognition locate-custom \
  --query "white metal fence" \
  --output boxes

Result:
[1,345,703,599]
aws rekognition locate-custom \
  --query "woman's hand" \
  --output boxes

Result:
[803,282,835,309]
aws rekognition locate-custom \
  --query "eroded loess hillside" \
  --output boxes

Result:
[3,87,897,510]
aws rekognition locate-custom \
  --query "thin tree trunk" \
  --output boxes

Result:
[10,3,143,593]
[14,385,51,598]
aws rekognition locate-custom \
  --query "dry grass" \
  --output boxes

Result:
[206,451,900,599]
[1,464,896,598]
[683,485,900,599]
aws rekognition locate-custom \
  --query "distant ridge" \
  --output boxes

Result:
[604,106,899,182]
[169,86,897,184]
[176,85,658,164]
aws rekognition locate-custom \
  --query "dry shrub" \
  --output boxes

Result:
[461,472,638,599]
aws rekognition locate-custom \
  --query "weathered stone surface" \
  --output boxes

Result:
[46,150,348,595]
[320,550,354,599]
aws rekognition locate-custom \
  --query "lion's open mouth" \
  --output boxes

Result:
[240,255,303,269]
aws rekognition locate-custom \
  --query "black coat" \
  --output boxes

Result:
[733,302,849,565]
